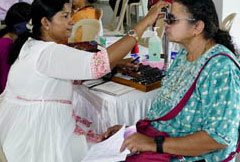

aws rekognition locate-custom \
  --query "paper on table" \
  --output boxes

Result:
[82,126,130,162]
[82,79,105,88]
[91,81,135,96]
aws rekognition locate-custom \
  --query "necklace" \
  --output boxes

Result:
[163,40,215,100]
[163,62,195,99]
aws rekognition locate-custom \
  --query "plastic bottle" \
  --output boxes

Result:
[148,27,163,62]
[170,43,180,64]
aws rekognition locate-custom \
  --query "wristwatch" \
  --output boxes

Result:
[154,136,165,153]
[127,29,139,42]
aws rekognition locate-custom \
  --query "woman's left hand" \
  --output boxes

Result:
[117,58,139,73]
[120,133,156,153]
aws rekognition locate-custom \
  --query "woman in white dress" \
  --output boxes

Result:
[0,0,168,161]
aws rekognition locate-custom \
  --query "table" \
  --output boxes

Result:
[73,85,160,134]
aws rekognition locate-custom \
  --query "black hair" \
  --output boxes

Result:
[0,2,31,38]
[8,0,69,65]
[87,0,97,3]
[174,0,236,55]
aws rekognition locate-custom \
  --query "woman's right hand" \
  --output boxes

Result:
[141,0,170,27]
[102,125,123,140]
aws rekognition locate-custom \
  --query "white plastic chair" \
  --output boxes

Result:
[220,13,237,32]
[126,0,145,27]
[95,8,103,36]
[103,0,129,35]
[68,18,100,43]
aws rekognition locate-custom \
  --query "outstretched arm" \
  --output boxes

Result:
[120,131,226,156]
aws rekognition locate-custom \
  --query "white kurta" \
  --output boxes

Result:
[0,38,110,162]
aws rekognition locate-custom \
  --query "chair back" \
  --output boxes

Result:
[95,8,103,36]
[69,18,100,43]
[220,13,237,32]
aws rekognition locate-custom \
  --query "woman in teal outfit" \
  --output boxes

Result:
[104,0,240,161]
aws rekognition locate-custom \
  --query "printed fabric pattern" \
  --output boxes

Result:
[90,49,111,79]
[147,44,240,162]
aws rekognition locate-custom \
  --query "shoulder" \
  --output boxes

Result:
[0,38,13,54]
[0,37,13,45]
[22,38,55,50]
[199,44,240,82]
[206,44,239,71]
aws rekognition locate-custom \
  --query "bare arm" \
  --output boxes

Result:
[120,131,226,156]
[163,131,226,156]
[106,1,168,69]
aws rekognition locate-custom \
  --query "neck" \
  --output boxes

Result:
[183,37,216,62]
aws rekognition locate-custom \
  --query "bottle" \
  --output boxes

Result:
[170,43,180,64]
[148,27,163,62]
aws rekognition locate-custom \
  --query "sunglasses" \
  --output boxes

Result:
[161,8,196,25]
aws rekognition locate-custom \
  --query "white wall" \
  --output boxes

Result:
[222,0,240,19]
[213,0,223,22]
[213,0,240,22]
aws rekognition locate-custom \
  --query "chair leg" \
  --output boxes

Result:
[108,0,121,29]
[129,4,133,27]
[140,0,145,16]
[115,0,129,33]
[126,6,130,26]
[136,5,139,22]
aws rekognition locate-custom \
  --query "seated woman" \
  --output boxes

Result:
[71,0,103,42]
[104,0,240,161]
[0,2,31,94]
[0,0,167,161]
[72,0,99,21]
[71,0,139,73]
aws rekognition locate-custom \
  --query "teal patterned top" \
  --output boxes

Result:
[147,44,240,162]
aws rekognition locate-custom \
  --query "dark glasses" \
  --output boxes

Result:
[162,8,196,25]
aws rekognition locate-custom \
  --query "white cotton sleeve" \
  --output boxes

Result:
[35,43,103,80]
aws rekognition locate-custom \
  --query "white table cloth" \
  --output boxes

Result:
[73,85,160,134]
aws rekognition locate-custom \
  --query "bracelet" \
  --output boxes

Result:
[154,136,165,153]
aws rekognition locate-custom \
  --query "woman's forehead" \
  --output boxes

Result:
[171,2,190,16]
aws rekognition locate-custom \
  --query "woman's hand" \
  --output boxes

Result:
[120,133,156,153]
[117,58,139,73]
[102,125,123,140]
[141,1,169,27]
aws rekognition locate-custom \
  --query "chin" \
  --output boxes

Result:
[166,35,173,41]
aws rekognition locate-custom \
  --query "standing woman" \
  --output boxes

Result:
[0,2,31,94]
[0,0,168,162]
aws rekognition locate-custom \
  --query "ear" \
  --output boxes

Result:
[193,20,205,36]
[41,17,51,30]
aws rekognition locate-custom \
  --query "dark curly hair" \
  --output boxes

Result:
[0,2,31,38]
[174,0,236,55]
